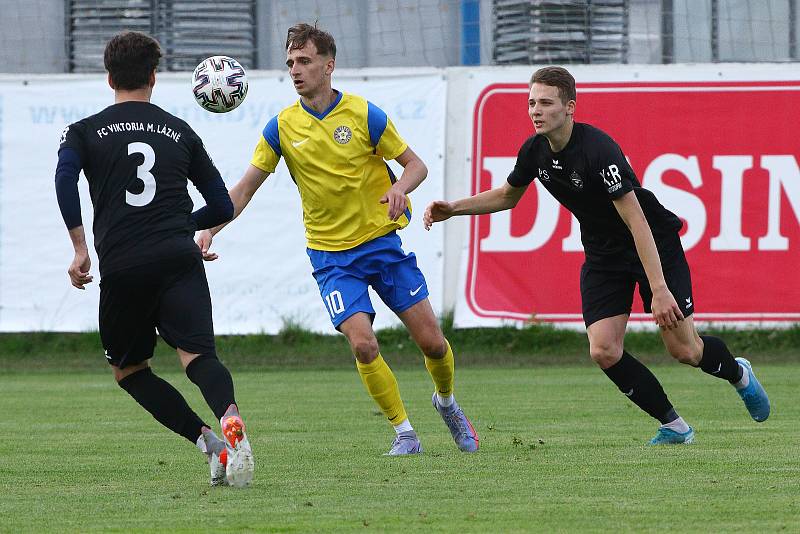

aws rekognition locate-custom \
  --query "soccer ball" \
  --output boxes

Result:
[191,55,248,113]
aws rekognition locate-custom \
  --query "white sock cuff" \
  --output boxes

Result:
[196,433,208,453]
[734,362,750,390]
[662,416,690,434]
[437,393,455,407]
[393,419,413,434]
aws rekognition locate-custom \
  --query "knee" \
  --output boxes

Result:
[113,362,149,384]
[179,348,217,370]
[419,336,447,359]
[668,343,702,365]
[589,343,623,368]
[350,337,380,363]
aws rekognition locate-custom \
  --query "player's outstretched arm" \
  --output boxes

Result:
[612,191,683,330]
[423,200,455,230]
[380,147,428,221]
[423,182,527,230]
[195,164,270,261]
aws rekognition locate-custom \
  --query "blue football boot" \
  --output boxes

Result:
[735,358,770,422]
[649,426,695,445]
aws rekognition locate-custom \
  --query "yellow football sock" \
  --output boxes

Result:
[424,339,455,397]
[356,354,408,426]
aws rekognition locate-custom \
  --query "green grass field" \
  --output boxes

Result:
[2,363,799,532]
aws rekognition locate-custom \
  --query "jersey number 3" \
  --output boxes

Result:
[127,142,156,207]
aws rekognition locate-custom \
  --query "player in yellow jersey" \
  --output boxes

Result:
[195,23,478,455]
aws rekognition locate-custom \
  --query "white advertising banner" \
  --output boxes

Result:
[451,64,800,330]
[0,69,446,333]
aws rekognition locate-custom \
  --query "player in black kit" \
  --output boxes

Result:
[54,31,254,484]
[424,66,770,444]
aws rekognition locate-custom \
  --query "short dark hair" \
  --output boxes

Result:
[104,31,162,90]
[286,22,336,58]
[531,66,576,103]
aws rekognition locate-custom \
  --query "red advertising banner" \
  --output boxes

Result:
[467,81,800,325]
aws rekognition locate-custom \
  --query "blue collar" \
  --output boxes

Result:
[299,90,342,119]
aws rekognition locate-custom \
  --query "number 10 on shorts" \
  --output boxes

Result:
[324,290,345,318]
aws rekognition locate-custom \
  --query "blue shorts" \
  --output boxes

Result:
[307,231,429,328]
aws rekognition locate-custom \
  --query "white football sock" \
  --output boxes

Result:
[197,427,225,455]
[394,419,413,434]
[437,393,455,408]
[196,434,207,454]
[733,363,750,390]
[662,416,690,434]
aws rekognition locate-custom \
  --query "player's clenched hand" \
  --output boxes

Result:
[423,200,454,231]
[380,183,408,221]
[651,287,683,330]
[195,229,218,261]
[68,251,93,290]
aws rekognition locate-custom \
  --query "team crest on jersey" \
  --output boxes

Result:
[333,125,352,144]
[570,170,583,189]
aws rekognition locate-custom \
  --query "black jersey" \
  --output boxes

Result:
[59,101,222,276]
[507,122,682,267]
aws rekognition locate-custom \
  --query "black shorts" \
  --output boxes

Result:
[98,253,215,368]
[580,245,694,327]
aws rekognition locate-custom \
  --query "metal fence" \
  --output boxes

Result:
[67,0,257,72]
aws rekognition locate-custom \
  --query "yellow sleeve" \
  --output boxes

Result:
[250,135,280,173]
[250,115,281,172]
[376,116,408,161]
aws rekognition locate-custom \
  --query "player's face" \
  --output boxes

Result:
[528,83,574,136]
[286,42,334,98]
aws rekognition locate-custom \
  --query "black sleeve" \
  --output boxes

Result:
[507,136,537,188]
[190,174,234,230]
[595,135,636,200]
[185,128,234,229]
[54,147,83,229]
[58,121,88,164]
[55,122,89,229]
[186,128,224,187]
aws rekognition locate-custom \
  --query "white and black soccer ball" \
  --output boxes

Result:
[191,55,248,113]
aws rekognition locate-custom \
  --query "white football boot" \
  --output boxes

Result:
[221,404,254,487]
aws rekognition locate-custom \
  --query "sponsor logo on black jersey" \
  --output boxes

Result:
[570,170,583,190]
[600,164,622,193]
[552,158,562,170]
[538,168,550,182]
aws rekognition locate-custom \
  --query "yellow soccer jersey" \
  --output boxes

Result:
[250,91,410,251]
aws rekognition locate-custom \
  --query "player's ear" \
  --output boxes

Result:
[325,57,335,77]
[107,72,115,90]
[566,99,576,117]
[149,69,156,87]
